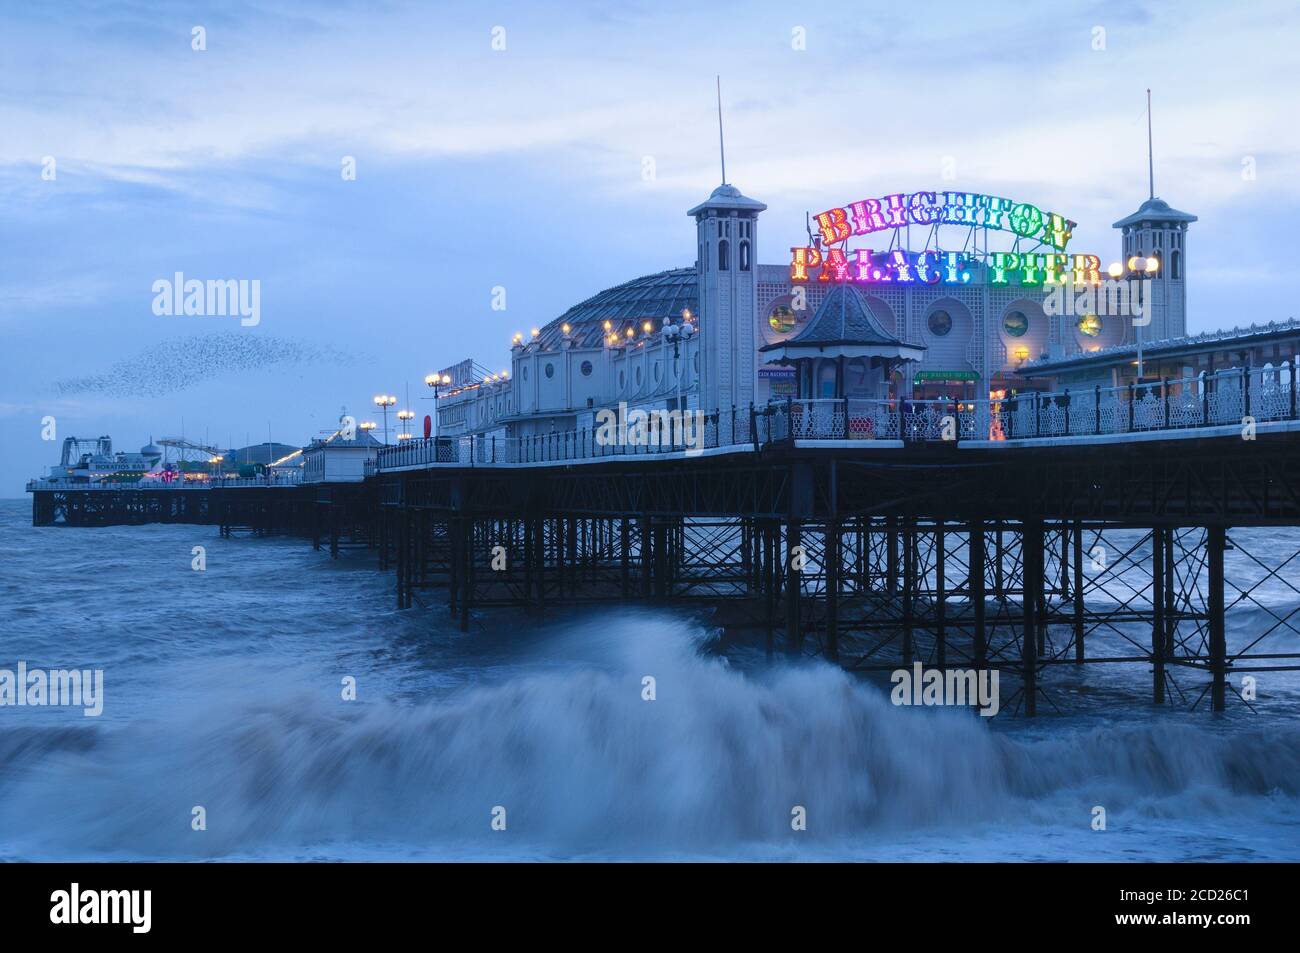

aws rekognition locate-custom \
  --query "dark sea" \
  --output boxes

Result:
[1,498,1298,861]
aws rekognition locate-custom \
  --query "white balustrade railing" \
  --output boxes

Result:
[26,473,302,491]
[34,367,1297,486]
[358,364,1300,472]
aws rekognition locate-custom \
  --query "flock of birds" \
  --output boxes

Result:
[55,332,357,398]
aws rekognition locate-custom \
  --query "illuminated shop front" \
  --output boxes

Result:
[771,189,1193,404]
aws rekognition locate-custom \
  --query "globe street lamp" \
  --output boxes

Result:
[1118,255,1160,380]
[423,373,452,442]
[396,409,415,441]
[372,394,397,445]
[662,311,696,427]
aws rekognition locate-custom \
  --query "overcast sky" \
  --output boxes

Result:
[2,0,1297,493]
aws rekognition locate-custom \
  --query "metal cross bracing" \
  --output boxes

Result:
[30,434,1300,718]
[367,442,1300,715]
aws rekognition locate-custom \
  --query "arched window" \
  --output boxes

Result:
[739,240,751,271]
[1171,250,1181,280]
[718,239,729,271]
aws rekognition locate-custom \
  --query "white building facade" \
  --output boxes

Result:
[434,183,1202,440]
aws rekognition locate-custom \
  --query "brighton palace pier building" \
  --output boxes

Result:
[434,182,1300,444]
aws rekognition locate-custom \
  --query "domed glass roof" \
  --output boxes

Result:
[535,268,698,349]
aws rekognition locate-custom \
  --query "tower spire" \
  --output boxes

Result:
[716,75,727,186]
[1146,88,1154,200]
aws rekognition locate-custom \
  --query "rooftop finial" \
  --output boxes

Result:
[716,75,727,186]
[1146,88,1154,201]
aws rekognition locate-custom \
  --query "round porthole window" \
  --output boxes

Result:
[580,360,593,376]
[635,367,642,385]
[769,304,796,334]
[1003,311,1029,337]
[544,363,555,379]
[928,309,952,336]
[522,365,529,381]
[619,370,625,390]
[1077,314,1102,337]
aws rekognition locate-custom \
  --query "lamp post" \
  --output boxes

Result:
[1117,256,1160,380]
[372,394,397,445]
[662,310,697,427]
[396,409,414,442]
[423,373,452,441]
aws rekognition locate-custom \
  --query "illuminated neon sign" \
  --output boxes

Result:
[789,247,1103,286]
[812,191,1077,250]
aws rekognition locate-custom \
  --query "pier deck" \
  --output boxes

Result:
[28,380,1300,717]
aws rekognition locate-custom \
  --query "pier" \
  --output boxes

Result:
[30,370,1300,716]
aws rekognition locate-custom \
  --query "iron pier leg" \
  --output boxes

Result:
[1036,529,1047,657]
[396,510,407,610]
[448,517,459,617]
[555,518,566,601]
[1208,525,1227,713]
[1073,521,1084,662]
[620,518,630,597]
[785,518,802,656]
[654,521,668,599]
[901,516,914,667]
[852,517,863,590]
[742,520,753,593]
[994,528,1005,600]
[459,517,472,632]
[886,516,899,596]
[970,522,986,673]
[826,519,840,662]
[522,516,533,608]
[639,516,652,599]
[935,520,946,670]
[1022,519,1041,716]
[565,519,573,599]
[1152,527,1166,704]
[536,518,546,614]
[826,461,840,661]
[1163,529,1175,678]
[764,521,776,660]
